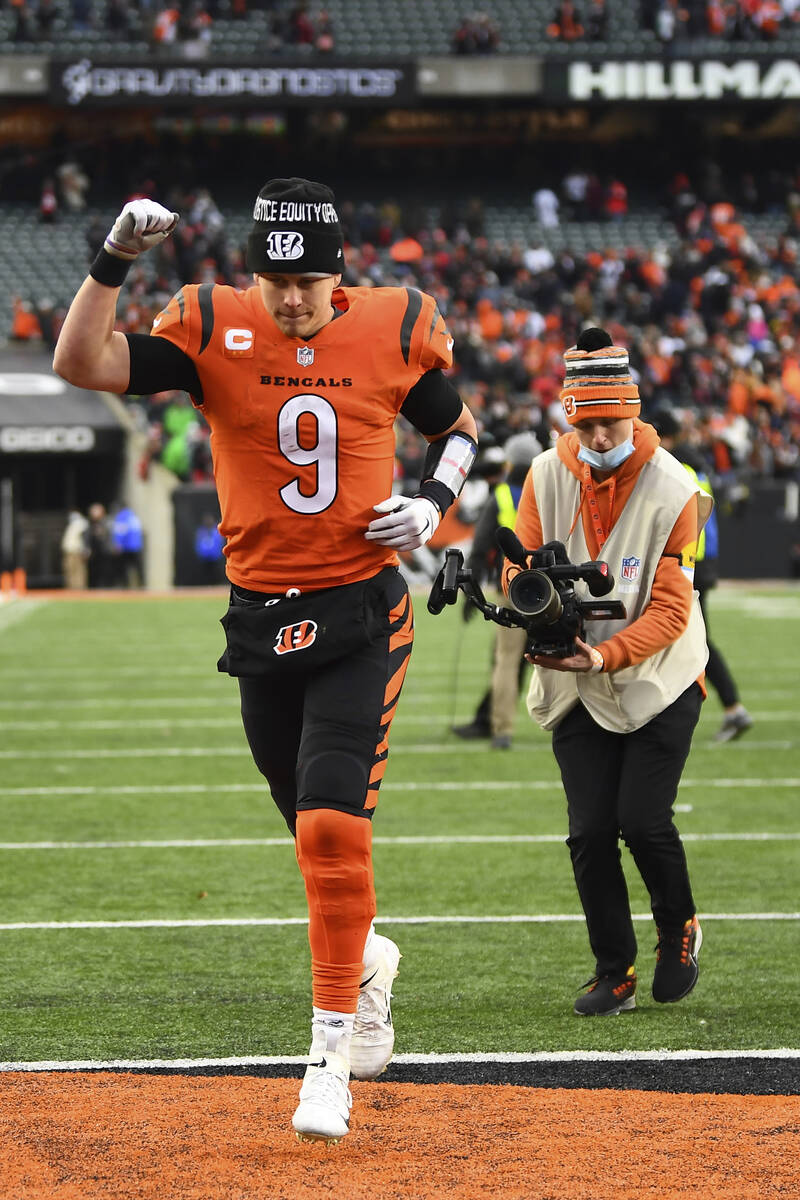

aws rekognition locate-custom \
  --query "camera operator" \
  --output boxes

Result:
[502,328,712,1016]
[453,431,543,748]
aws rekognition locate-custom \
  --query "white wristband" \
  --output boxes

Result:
[588,646,604,674]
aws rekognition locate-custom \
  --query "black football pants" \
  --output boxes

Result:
[552,682,703,977]
[236,569,413,836]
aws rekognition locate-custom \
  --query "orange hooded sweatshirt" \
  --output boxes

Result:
[503,418,705,679]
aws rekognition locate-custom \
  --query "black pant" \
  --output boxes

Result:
[552,682,703,977]
[698,586,739,708]
[237,570,412,836]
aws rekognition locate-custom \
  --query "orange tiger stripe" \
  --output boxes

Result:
[363,592,414,811]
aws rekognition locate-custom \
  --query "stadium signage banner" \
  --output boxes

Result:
[0,425,97,453]
[552,59,800,101]
[51,59,414,106]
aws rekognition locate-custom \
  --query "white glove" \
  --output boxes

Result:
[365,495,440,551]
[105,199,180,261]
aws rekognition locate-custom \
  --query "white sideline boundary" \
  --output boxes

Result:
[1,911,797,932]
[1,1048,798,1074]
[0,743,797,760]
[0,831,796,850]
[0,778,797,796]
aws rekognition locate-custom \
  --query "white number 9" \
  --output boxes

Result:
[277,393,338,514]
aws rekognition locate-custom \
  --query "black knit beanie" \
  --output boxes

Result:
[245,177,344,276]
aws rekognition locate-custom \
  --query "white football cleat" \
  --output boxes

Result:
[350,934,401,1081]
[292,1049,352,1145]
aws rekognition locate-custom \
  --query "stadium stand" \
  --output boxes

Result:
[3,0,800,59]
[4,177,798,498]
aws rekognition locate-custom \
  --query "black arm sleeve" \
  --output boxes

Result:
[400,368,463,436]
[125,333,203,402]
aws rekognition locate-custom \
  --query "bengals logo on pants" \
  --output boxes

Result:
[273,620,318,655]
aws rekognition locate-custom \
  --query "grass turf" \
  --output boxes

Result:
[0,584,798,1063]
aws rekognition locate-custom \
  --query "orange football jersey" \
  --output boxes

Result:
[152,283,453,590]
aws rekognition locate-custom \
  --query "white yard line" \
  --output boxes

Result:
[1,1047,798,1073]
[0,736,797,759]
[0,776,795,797]
[0,832,796,851]
[0,912,797,932]
[0,599,45,631]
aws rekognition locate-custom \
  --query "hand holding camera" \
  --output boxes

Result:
[428,531,626,661]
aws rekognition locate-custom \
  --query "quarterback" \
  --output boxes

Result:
[54,177,478,1144]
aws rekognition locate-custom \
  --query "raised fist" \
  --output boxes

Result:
[104,199,180,261]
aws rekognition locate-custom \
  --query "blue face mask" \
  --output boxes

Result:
[577,439,635,471]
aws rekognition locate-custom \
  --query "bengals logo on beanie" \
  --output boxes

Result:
[246,177,345,276]
[560,327,640,426]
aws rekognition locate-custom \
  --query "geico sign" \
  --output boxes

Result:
[568,59,800,100]
[0,425,96,452]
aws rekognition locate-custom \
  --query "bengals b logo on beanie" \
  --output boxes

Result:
[246,177,345,276]
[560,326,640,426]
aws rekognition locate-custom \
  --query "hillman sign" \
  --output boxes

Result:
[563,59,800,101]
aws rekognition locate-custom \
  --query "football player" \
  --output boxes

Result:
[54,178,478,1144]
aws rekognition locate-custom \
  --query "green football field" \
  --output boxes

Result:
[0,582,798,1066]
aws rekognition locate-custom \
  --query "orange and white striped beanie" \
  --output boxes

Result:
[560,342,640,426]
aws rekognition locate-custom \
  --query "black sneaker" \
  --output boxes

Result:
[452,721,491,740]
[574,967,636,1015]
[652,916,702,1002]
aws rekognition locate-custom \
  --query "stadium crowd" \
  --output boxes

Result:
[9,165,800,500]
[6,0,800,50]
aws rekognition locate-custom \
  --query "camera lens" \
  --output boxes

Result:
[508,569,563,623]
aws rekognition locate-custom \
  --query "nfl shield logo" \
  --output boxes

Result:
[297,346,314,367]
[621,556,640,581]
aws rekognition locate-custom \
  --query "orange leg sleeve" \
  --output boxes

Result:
[295,807,376,1013]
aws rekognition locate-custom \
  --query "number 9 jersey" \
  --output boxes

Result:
[152,282,454,592]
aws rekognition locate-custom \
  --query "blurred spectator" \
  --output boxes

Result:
[547,0,584,38]
[61,510,90,590]
[452,11,500,52]
[11,0,36,41]
[315,8,335,51]
[287,2,315,45]
[56,160,90,212]
[111,504,145,588]
[39,178,58,223]
[585,0,608,36]
[194,513,226,584]
[562,169,590,220]
[160,393,200,479]
[35,0,59,37]
[10,296,42,342]
[87,503,114,589]
[533,186,560,228]
[180,0,213,55]
[152,1,180,46]
[656,0,689,41]
[604,177,629,222]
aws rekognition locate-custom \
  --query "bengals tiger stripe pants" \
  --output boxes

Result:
[236,566,414,834]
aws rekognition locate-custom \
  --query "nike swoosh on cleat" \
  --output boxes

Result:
[308,1058,327,1068]
[360,969,379,989]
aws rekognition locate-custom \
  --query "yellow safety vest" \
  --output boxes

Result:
[495,482,517,530]
[681,463,713,562]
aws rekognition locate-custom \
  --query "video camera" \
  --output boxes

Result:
[427,528,627,658]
